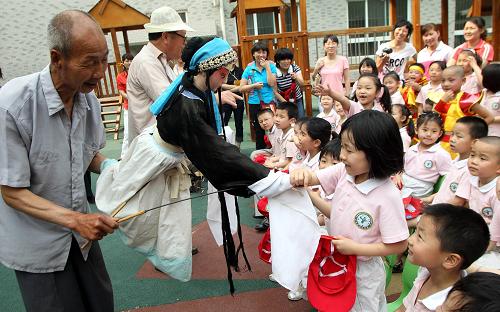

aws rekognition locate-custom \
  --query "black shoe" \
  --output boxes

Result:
[392,261,404,273]
[255,218,269,232]
[87,196,95,204]
[253,215,265,219]
[192,247,199,255]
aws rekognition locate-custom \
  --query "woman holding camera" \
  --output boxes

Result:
[375,20,417,81]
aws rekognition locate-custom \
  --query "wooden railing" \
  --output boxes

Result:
[95,62,120,98]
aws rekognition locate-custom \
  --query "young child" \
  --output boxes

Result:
[398,204,490,312]
[401,63,428,117]
[288,117,309,172]
[481,63,500,136]
[350,57,378,98]
[117,52,134,158]
[416,61,445,114]
[432,65,493,156]
[291,110,409,311]
[297,118,332,172]
[391,104,415,153]
[250,109,277,164]
[263,102,298,170]
[334,100,347,134]
[427,116,488,205]
[456,49,483,94]
[316,73,392,118]
[316,95,340,131]
[384,71,406,105]
[453,136,500,225]
[437,272,500,312]
[401,113,452,199]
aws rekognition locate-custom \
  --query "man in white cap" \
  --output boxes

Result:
[127,6,193,143]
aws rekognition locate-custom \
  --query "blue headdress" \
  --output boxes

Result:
[150,38,237,134]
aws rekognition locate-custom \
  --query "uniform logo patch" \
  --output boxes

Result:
[296,154,303,161]
[492,102,499,110]
[449,182,458,193]
[481,207,493,218]
[424,160,433,169]
[354,212,373,230]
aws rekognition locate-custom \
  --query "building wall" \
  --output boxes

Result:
[0,0,458,83]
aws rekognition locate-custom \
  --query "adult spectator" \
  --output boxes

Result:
[376,20,417,81]
[416,23,454,78]
[127,6,193,144]
[117,52,134,158]
[240,41,277,150]
[222,53,245,147]
[448,16,494,68]
[312,35,350,98]
[274,47,305,117]
[0,10,118,311]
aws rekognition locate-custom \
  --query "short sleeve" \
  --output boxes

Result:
[347,100,363,118]
[379,189,409,243]
[116,73,126,92]
[293,64,301,74]
[342,56,349,70]
[316,163,345,195]
[455,178,471,200]
[490,203,500,244]
[375,42,387,56]
[269,63,278,75]
[416,85,427,103]
[0,108,31,187]
[437,151,452,176]
[242,66,251,80]
[284,141,298,158]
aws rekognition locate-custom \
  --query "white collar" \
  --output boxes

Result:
[304,152,321,168]
[318,110,336,118]
[420,270,467,310]
[280,127,294,140]
[412,143,441,153]
[470,176,498,193]
[345,173,386,195]
[452,157,468,169]
[269,125,277,134]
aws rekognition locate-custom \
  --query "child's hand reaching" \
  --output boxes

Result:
[332,236,360,255]
[391,173,403,190]
[313,83,332,97]
[290,168,315,187]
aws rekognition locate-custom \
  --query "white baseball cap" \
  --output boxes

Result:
[144,6,194,33]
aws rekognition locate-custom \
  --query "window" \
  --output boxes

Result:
[246,12,275,35]
[453,0,492,47]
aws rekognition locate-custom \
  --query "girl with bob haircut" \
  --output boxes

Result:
[291,110,408,311]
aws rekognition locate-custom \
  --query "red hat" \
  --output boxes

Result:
[403,196,423,220]
[307,235,357,312]
[258,229,272,264]
[257,197,269,218]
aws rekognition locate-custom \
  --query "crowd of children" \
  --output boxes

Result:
[245,32,500,311]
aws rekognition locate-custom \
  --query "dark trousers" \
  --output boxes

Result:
[15,238,114,312]
[222,99,244,143]
[84,171,93,199]
[248,104,266,150]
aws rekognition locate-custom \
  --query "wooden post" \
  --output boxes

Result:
[279,6,287,33]
[274,10,281,33]
[411,0,421,51]
[299,0,307,32]
[441,0,448,44]
[290,0,298,32]
[493,0,499,61]
[471,0,482,16]
[389,0,397,25]
[110,28,122,73]
[123,30,130,53]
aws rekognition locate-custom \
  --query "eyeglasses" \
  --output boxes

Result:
[168,32,187,42]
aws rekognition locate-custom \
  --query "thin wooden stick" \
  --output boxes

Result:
[111,201,127,217]
[117,210,145,223]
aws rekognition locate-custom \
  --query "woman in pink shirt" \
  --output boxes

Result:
[291,110,409,311]
[448,16,494,68]
[311,35,350,99]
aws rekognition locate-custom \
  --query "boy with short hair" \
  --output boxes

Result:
[250,109,277,164]
[263,102,298,170]
[397,204,490,312]
[425,116,488,205]
[453,136,500,225]
[401,63,427,116]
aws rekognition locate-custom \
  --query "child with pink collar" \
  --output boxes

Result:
[291,110,409,311]
[384,71,406,106]
[316,95,340,132]
[416,61,445,114]
[453,136,500,225]
[400,113,452,199]
[426,117,488,205]
[481,63,500,136]
[457,49,483,95]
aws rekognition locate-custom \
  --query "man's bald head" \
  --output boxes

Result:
[443,65,465,79]
[47,10,103,58]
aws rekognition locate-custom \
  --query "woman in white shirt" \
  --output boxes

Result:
[416,23,454,79]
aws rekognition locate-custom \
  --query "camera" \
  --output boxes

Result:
[382,47,393,54]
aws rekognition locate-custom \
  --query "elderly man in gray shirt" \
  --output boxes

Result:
[0,10,118,312]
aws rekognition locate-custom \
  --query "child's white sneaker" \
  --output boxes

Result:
[287,288,306,301]
[268,274,277,283]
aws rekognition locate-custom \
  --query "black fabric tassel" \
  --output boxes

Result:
[234,197,251,272]
[218,192,237,294]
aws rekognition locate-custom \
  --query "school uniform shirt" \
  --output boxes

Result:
[432,158,469,205]
[316,109,340,131]
[481,91,500,136]
[316,163,409,261]
[319,55,349,94]
[416,83,442,105]
[416,41,454,78]
[456,176,500,225]
[400,127,412,153]
[402,143,452,198]
[490,207,500,245]
[376,42,417,80]
[276,127,298,162]
[302,152,321,172]
[461,73,481,95]
[391,90,406,105]
[288,149,306,172]
[403,267,467,312]
[346,100,385,118]
[268,125,281,156]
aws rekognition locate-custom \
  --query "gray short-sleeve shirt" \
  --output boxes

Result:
[0,65,105,273]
